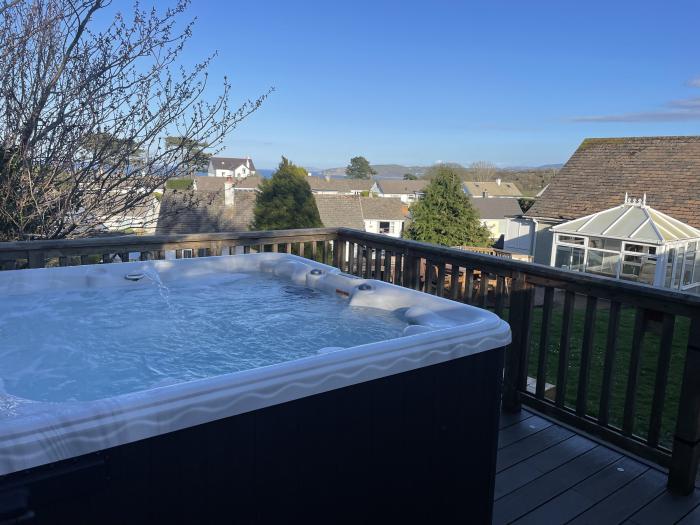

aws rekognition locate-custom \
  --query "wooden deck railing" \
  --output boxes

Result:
[1,227,699,494]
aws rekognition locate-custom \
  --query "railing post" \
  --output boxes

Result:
[27,251,45,269]
[503,272,531,412]
[668,316,700,495]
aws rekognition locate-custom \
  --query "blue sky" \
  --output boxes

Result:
[178,0,699,168]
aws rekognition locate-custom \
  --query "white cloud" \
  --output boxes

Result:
[687,76,700,88]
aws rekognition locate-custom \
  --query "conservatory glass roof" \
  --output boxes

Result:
[553,194,700,245]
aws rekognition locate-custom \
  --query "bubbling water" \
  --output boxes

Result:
[0,273,407,403]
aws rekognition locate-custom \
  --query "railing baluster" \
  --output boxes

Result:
[668,316,700,494]
[394,253,403,285]
[436,262,446,297]
[494,275,506,317]
[647,313,675,447]
[555,291,576,408]
[311,240,317,261]
[478,271,488,307]
[599,300,621,426]
[466,270,474,304]
[536,287,554,399]
[622,308,647,436]
[348,242,356,274]
[384,251,393,282]
[576,296,598,417]
[285,243,292,254]
[374,248,381,279]
[503,273,534,411]
[450,264,460,301]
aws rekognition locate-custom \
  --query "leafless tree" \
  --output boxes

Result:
[466,161,498,182]
[0,0,270,240]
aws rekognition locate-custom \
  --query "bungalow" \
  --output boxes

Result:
[371,179,428,203]
[305,176,374,196]
[470,197,523,242]
[521,136,700,277]
[463,179,522,199]
[207,156,256,179]
[156,182,406,239]
[314,195,407,238]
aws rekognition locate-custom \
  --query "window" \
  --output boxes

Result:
[557,235,585,246]
[379,221,391,234]
[555,245,585,271]
[588,237,621,251]
[181,249,193,259]
[585,250,619,277]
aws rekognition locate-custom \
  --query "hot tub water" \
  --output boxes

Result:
[0,272,407,404]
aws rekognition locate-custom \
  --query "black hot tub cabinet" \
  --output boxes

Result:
[0,253,510,524]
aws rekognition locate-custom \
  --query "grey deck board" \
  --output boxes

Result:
[627,489,700,525]
[567,468,668,525]
[497,414,552,449]
[499,409,535,430]
[496,424,574,472]
[510,457,648,525]
[492,407,700,524]
[495,435,596,500]
[492,446,622,524]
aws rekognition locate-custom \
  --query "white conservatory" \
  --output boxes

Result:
[551,195,700,293]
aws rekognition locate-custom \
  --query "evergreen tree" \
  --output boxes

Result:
[345,156,377,179]
[253,157,322,230]
[404,166,491,247]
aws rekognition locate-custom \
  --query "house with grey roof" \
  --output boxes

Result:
[463,179,522,198]
[306,176,374,195]
[207,156,256,179]
[518,136,700,279]
[156,181,406,239]
[469,197,523,242]
[314,195,407,237]
[371,179,427,203]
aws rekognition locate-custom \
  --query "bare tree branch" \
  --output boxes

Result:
[0,0,271,240]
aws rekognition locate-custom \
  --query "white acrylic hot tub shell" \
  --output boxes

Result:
[0,253,511,476]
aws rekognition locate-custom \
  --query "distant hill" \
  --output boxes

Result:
[318,162,559,197]
[321,164,428,179]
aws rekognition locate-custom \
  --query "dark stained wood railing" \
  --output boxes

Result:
[0,227,699,494]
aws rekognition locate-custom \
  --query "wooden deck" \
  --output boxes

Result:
[494,408,700,524]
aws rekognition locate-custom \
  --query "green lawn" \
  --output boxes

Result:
[498,299,689,449]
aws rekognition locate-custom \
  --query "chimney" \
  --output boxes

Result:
[224,177,235,206]
[245,157,250,169]
[496,178,501,186]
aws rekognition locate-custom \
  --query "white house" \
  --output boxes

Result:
[371,179,427,203]
[462,179,522,198]
[207,157,256,179]
[313,194,407,238]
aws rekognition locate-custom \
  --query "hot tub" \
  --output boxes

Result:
[0,253,510,524]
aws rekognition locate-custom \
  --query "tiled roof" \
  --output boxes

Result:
[233,175,263,190]
[209,157,256,172]
[359,197,407,220]
[313,195,365,229]
[526,136,700,228]
[470,197,523,219]
[463,180,522,197]
[156,189,255,234]
[313,195,406,228]
[375,179,428,195]
[194,177,225,191]
[306,176,374,193]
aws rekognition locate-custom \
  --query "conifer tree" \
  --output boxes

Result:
[252,157,322,230]
[405,166,491,246]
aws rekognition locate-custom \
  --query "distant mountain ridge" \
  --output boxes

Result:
[319,163,561,179]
